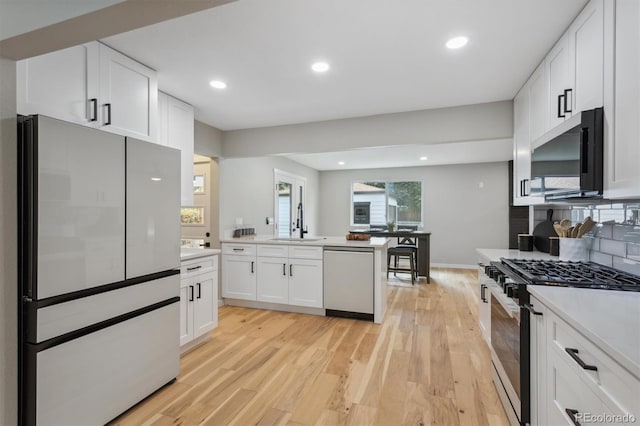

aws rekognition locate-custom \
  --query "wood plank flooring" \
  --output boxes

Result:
[112,268,508,426]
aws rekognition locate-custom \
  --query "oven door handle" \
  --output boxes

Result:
[521,303,543,316]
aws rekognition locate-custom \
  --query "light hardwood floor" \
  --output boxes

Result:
[112,268,509,426]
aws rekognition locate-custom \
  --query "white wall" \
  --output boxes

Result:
[0,56,17,425]
[222,101,512,157]
[318,162,510,266]
[194,120,223,158]
[219,156,319,238]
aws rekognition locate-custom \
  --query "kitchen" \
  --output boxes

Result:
[1,0,640,425]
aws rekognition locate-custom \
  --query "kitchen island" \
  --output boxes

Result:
[219,236,390,323]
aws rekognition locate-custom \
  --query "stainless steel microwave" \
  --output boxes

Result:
[526,107,603,201]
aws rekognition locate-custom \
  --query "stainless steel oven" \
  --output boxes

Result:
[489,280,522,426]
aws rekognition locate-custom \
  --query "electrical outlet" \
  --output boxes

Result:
[266,217,274,225]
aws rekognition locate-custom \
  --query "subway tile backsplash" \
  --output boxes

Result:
[534,202,640,276]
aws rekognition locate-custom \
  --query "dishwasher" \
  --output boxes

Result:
[323,246,374,321]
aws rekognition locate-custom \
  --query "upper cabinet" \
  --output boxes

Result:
[17,41,158,142]
[98,43,158,141]
[604,0,640,198]
[546,0,604,134]
[158,92,195,206]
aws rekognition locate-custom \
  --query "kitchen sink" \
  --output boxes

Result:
[270,237,324,242]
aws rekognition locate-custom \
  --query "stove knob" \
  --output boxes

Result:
[484,265,492,275]
[511,287,520,299]
[506,285,515,298]
[497,273,506,285]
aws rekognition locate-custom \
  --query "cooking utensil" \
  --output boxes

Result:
[560,219,572,237]
[567,227,574,238]
[533,209,556,252]
[553,223,564,237]
[577,216,597,238]
[572,223,582,238]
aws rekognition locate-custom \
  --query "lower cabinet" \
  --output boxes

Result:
[222,243,323,309]
[180,255,218,347]
[530,294,639,425]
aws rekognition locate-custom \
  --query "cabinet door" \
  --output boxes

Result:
[547,34,572,128]
[606,0,640,198]
[257,257,289,304]
[528,63,548,143]
[17,42,99,125]
[529,296,547,426]
[163,93,194,206]
[193,272,218,337]
[99,43,158,141]
[288,259,323,308]
[179,282,194,346]
[126,138,181,278]
[513,86,531,204]
[222,255,257,300]
[569,0,604,114]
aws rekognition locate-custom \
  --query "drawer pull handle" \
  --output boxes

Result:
[522,303,543,316]
[565,408,581,426]
[565,348,598,371]
[480,284,487,303]
[187,265,202,271]
[233,248,245,252]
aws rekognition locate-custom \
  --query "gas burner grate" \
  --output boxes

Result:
[500,259,640,291]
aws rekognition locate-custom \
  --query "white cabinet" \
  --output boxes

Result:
[528,63,548,143]
[288,258,323,308]
[98,43,158,141]
[158,92,195,206]
[604,0,640,199]
[546,0,604,130]
[257,256,289,303]
[180,255,218,347]
[222,244,257,300]
[17,41,158,142]
[529,294,640,425]
[17,43,99,125]
[547,34,572,129]
[477,265,492,344]
[569,0,604,114]
[513,86,530,205]
[254,244,323,308]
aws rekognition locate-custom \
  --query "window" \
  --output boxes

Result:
[351,181,422,226]
[180,207,205,225]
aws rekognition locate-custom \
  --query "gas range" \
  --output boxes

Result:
[493,258,640,292]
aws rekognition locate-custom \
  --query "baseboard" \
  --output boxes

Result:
[223,298,325,316]
[218,299,224,307]
[431,263,477,270]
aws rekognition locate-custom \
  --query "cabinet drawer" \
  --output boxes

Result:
[257,244,289,258]
[180,255,217,277]
[222,243,256,256]
[547,310,640,416]
[547,348,616,426]
[288,245,323,260]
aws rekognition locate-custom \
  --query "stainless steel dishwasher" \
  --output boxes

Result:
[323,246,374,321]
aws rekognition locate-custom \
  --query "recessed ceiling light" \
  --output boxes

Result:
[209,80,227,89]
[311,62,330,73]
[419,156,428,161]
[338,161,345,165]
[446,36,469,50]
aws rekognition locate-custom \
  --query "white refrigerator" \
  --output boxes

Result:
[18,115,181,425]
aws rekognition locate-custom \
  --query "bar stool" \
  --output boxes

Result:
[387,244,418,284]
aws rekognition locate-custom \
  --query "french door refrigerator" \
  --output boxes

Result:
[18,115,181,425]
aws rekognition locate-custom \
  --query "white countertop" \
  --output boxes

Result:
[476,248,557,263]
[180,247,221,261]
[528,285,640,379]
[220,235,390,249]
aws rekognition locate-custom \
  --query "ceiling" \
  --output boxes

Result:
[103,0,588,132]
[285,138,513,171]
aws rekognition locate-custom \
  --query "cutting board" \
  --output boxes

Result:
[533,209,555,253]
